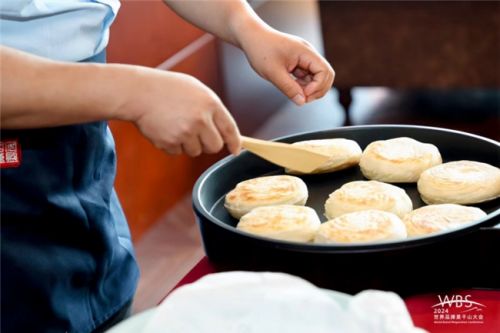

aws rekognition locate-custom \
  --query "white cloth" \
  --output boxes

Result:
[142,272,427,333]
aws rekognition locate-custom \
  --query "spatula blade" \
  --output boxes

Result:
[241,136,331,173]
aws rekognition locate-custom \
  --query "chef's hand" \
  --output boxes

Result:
[122,68,241,157]
[0,46,240,157]
[163,0,334,106]
[238,25,335,106]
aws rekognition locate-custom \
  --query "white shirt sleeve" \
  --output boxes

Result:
[0,0,120,62]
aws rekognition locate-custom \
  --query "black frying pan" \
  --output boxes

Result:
[193,125,500,295]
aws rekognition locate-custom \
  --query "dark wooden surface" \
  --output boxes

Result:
[319,1,500,88]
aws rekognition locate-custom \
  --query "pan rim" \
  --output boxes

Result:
[192,124,500,253]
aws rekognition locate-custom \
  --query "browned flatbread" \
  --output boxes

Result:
[324,180,412,219]
[315,210,407,244]
[403,204,486,236]
[237,205,321,242]
[225,175,308,219]
[360,137,442,183]
[418,160,500,204]
[285,139,361,175]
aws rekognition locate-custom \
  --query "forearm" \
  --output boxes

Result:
[0,46,138,129]
[0,46,242,155]
[162,0,267,48]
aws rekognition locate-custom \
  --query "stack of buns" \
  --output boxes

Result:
[225,175,321,242]
[225,136,497,244]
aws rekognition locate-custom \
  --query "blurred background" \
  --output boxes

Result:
[105,0,499,312]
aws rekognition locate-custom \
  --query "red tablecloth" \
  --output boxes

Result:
[171,257,500,333]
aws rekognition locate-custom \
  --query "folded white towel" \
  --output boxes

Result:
[142,271,426,333]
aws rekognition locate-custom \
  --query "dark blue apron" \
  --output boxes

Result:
[1,51,140,333]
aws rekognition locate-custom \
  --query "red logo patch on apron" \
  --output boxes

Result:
[0,139,22,168]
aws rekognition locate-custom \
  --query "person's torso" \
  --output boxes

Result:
[1,2,140,332]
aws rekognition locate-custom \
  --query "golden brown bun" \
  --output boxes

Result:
[360,137,442,183]
[237,205,321,242]
[417,160,500,204]
[285,139,362,174]
[224,175,308,219]
[403,204,487,237]
[324,180,413,219]
[314,210,407,244]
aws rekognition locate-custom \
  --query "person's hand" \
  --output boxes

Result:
[0,45,240,158]
[238,25,335,106]
[119,67,241,157]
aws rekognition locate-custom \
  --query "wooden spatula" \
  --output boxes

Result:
[240,136,331,173]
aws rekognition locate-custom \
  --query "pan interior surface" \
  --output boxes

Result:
[196,126,500,247]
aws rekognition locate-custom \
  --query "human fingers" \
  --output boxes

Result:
[292,68,313,87]
[292,67,309,79]
[163,144,182,155]
[267,68,306,106]
[213,106,241,156]
[199,119,224,154]
[181,135,203,157]
[295,54,335,101]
